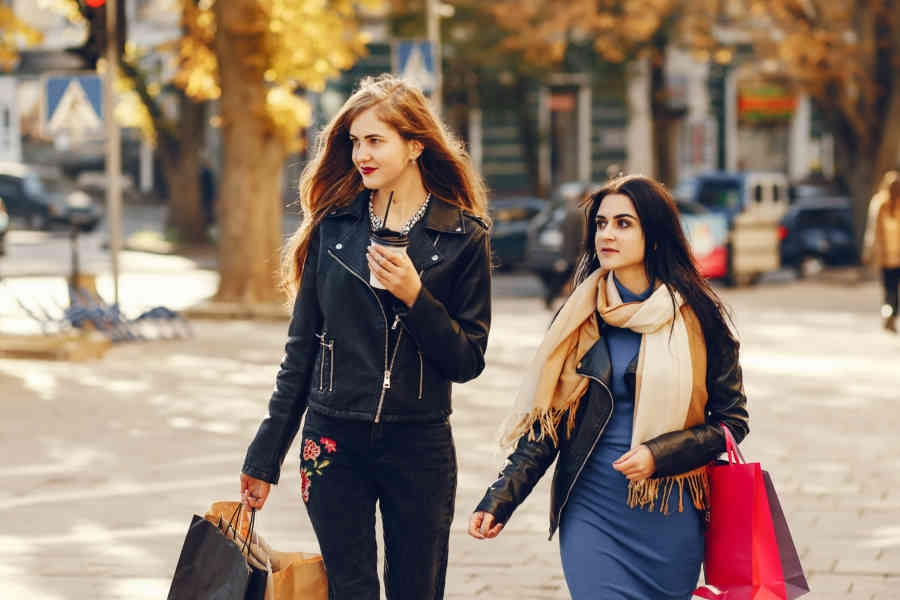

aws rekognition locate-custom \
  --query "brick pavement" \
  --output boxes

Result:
[0,275,898,599]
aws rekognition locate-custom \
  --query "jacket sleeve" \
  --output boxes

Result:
[401,227,492,383]
[242,230,323,485]
[474,421,560,525]
[644,336,749,478]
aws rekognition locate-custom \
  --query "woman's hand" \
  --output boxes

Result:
[612,444,656,481]
[240,472,271,510]
[468,511,504,539]
[367,243,422,308]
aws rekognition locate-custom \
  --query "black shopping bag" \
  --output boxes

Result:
[168,514,250,600]
[763,471,810,599]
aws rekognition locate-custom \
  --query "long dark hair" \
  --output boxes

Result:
[574,174,737,350]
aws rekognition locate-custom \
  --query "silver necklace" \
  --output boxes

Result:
[369,192,431,234]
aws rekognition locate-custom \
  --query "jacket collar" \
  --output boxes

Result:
[573,319,641,394]
[328,189,468,235]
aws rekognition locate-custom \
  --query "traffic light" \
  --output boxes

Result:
[67,0,125,69]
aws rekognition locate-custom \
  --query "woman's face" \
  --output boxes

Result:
[349,107,421,191]
[594,193,646,274]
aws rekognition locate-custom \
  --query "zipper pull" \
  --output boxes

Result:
[391,315,400,330]
[382,370,391,389]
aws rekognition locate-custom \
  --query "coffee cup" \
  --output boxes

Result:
[368,229,409,289]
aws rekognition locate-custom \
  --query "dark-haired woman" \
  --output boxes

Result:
[468,175,749,599]
[240,75,492,600]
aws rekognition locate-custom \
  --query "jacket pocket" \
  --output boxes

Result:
[316,332,334,393]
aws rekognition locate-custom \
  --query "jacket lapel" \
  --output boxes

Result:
[575,324,613,389]
[325,191,369,282]
[407,196,467,273]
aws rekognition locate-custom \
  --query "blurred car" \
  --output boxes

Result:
[778,198,858,277]
[673,171,787,285]
[674,171,789,223]
[524,182,603,305]
[0,196,8,256]
[489,195,545,270]
[0,162,102,232]
[676,199,729,280]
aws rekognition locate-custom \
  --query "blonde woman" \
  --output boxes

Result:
[864,170,900,332]
[240,75,492,599]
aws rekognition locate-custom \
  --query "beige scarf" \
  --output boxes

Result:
[503,269,711,513]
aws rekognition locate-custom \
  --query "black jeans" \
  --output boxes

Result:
[300,410,457,600]
[883,267,900,317]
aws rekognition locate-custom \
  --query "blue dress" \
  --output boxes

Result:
[558,275,704,600]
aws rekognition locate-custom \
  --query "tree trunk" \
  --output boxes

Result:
[833,73,900,252]
[213,0,285,305]
[162,93,207,244]
[835,135,878,251]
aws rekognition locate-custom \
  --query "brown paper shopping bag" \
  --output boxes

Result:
[206,501,327,599]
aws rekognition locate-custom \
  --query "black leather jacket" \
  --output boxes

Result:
[243,190,492,484]
[475,317,749,540]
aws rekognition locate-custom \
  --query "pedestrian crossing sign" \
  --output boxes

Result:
[393,41,436,94]
[43,74,104,141]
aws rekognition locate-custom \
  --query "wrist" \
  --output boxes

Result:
[403,280,422,308]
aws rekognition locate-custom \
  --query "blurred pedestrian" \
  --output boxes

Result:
[863,170,900,333]
[468,175,749,600]
[239,75,492,600]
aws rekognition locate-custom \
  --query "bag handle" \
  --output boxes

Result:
[721,424,745,464]
[225,503,257,556]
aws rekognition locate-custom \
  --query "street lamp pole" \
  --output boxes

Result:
[104,0,122,306]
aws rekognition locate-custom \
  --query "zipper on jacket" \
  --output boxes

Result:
[327,249,391,410]
[375,329,405,422]
[551,373,615,540]
[417,350,424,400]
[315,331,328,392]
[327,340,334,392]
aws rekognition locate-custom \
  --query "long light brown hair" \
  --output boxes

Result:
[282,74,489,300]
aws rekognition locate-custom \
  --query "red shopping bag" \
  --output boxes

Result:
[694,426,809,600]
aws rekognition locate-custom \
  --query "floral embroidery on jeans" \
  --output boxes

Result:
[300,438,335,502]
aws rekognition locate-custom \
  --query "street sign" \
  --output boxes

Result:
[393,41,436,94]
[43,75,104,142]
[0,77,21,162]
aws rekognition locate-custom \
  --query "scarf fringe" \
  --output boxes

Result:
[500,401,582,449]
[626,466,709,514]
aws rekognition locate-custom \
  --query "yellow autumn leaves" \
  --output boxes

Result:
[0,5,43,71]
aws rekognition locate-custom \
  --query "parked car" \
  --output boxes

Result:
[489,195,545,270]
[0,197,8,256]
[0,162,102,232]
[779,198,859,277]
[674,171,790,223]
[676,199,729,280]
[524,182,603,305]
[674,171,787,285]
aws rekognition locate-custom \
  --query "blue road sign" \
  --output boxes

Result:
[394,41,436,93]
[46,75,103,123]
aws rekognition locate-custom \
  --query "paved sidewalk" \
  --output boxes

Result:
[0,275,898,599]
